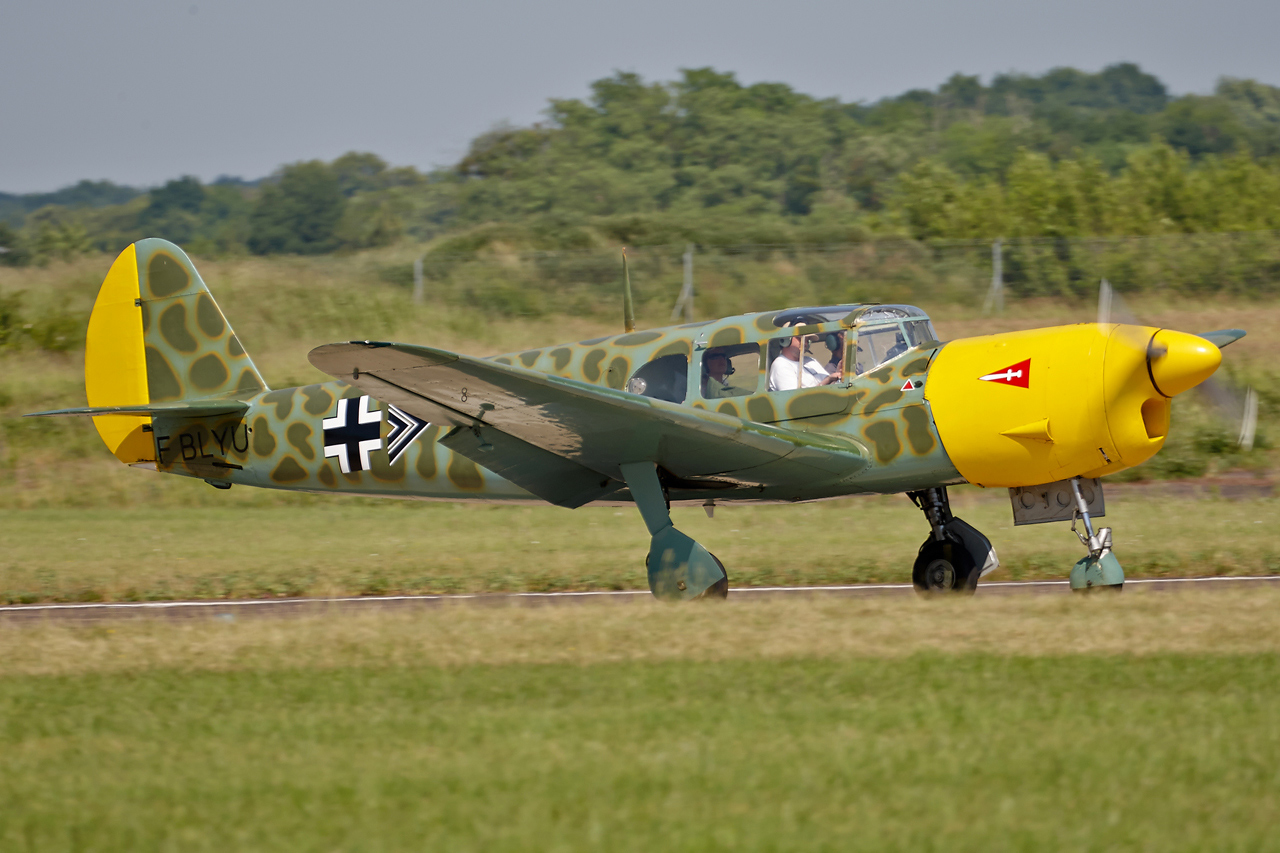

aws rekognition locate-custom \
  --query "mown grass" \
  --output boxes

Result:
[8,587,1280,674]
[2,593,1280,851]
[0,488,1276,603]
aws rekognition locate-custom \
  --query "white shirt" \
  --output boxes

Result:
[768,355,830,391]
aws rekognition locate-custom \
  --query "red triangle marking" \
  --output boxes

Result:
[978,358,1030,388]
[900,380,914,391]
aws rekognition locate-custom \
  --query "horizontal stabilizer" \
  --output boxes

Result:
[25,401,249,419]
[1198,329,1246,348]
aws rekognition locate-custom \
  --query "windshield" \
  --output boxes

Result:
[903,319,940,346]
[854,325,910,374]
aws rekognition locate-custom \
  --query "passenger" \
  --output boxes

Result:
[767,330,841,391]
[702,350,737,398]
[823,332,845,378]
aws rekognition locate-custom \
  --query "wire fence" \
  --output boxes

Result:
[385,230,1280,319]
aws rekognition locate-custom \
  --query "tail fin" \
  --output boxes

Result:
[85,238,267,463]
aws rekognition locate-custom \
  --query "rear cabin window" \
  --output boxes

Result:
[700,344,761,399]
[626,354,688,403]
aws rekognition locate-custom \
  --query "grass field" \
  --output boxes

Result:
[1,487,1276,603]
[3,253,1279,850]
[3,592,1280,851]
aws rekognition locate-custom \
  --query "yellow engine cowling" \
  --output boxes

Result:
[924,324,1220,488]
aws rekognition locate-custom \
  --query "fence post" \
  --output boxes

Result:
[412,255,424,305]
[982,238,1003,314]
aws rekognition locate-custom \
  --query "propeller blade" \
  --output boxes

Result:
[1098,278,1144,327]
[1197,329,1247,349]
[1240,387,1258,452]
[1197,373,1258,450]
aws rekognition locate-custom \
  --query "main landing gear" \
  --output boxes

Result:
[908,487,999,596]
[621,462,729,602]
[1066,477,1125,592]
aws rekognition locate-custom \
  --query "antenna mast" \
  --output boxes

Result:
[622,247,635,333]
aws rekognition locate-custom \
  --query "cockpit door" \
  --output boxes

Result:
[755,321,852,424]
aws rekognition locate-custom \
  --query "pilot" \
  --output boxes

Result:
[702,349,736,398]
[884,331,909,361]
[768,327,841,391]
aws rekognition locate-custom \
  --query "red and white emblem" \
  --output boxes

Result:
[978,358,1030,388]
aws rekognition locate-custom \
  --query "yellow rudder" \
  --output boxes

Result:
[85,245,154,463]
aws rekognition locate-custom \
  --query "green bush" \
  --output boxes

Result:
[0,293,83,352]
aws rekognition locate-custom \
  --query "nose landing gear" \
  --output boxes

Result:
[1067,477,1125,592]
[908,487,1000,596]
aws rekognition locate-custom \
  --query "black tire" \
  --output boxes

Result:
[912,537,978,597]
[694,553,729,601]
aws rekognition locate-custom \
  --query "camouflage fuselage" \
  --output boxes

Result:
[152,310,963,505]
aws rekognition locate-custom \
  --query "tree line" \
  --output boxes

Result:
[3,63,1280,268]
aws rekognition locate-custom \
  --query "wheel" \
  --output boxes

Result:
[693,552,729,600]
[912,537,978,596]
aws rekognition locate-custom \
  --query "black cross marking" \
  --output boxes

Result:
[322,395,382,473]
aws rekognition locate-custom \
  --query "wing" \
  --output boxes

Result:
[309,341,868,508]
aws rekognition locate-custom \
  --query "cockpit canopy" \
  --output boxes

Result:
[772,304,939,374]
[771,303,933,329]
[619,302,941,409]
[772,305,865,327]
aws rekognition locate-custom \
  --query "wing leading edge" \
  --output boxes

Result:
[309,341,869,507]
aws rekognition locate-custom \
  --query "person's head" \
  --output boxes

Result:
[779,325,804,360]
[826,332,844,364]
[704,351,730,380]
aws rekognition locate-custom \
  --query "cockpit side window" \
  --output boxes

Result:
[766,329,845,391]
[700,344,761,399]
[626,354,688,404]
[854,325,909,375]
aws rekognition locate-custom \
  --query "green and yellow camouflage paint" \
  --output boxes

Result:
[70,239,964,506]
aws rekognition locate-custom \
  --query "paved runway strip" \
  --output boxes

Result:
[2,575,1278,623]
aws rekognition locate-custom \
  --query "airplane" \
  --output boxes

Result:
[29,238,1244,599]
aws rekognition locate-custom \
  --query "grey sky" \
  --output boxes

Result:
[3,0,1278,193]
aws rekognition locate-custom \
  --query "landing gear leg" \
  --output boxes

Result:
[908,487,999,596]
[620,462,728,601]
[1067,477,1124,592]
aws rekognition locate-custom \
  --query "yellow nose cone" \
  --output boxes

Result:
[1149,330,1222,397]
